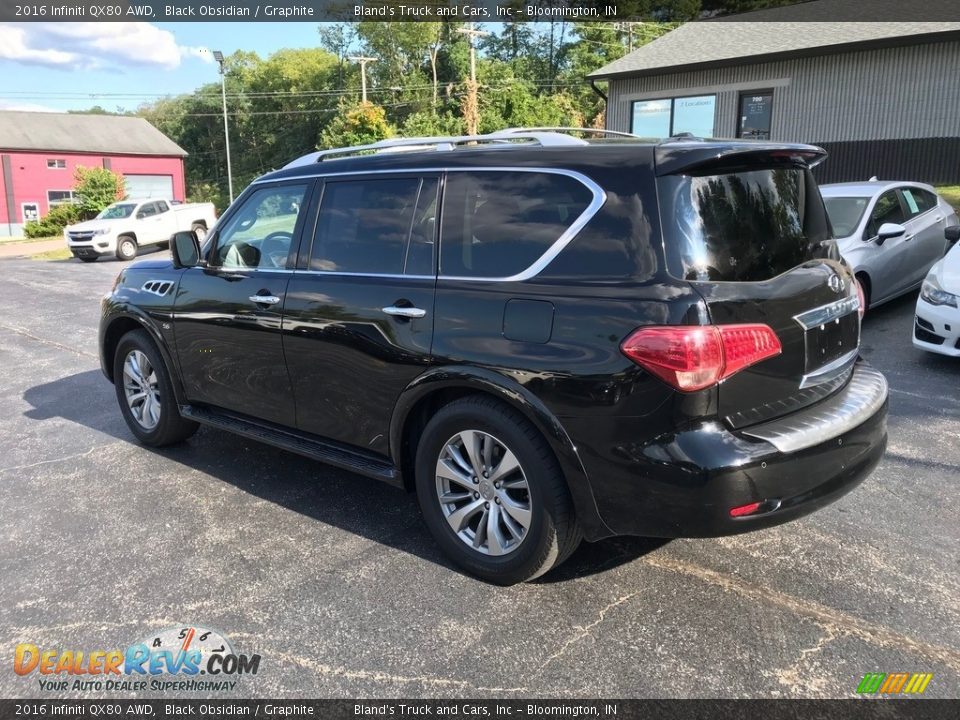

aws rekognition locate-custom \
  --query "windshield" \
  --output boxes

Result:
[658,166,832,282]
[822,196,870,238]
[97,204,137,219]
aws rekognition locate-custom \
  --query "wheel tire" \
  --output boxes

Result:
[79,256,98,263]
[414,395,581,585]
[191,223,207,242]
[855,272,871,313]
[113,329,199,447]
[116,235,138,262]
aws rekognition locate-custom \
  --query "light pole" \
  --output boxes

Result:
[213,50,234,204]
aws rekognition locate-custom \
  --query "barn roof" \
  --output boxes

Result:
[0,112,187,157]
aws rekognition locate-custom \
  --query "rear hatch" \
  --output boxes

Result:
[656,144,861,428]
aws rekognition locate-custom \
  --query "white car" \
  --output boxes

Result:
[914,227,960,357]
[64,199,217,262]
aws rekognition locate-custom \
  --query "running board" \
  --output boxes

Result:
[179,405,400,486]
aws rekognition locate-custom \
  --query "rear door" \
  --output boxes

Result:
[282,173,439,456]
[656,157,861,429]
[900,187,948,284]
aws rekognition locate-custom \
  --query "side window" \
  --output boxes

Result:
[311,177,433,275]
[865,191,905,239]
[902,188,937,218]
[212,184,308,269]
[440,171,594,278]
[155,200,169,213]
[138,203,157,218]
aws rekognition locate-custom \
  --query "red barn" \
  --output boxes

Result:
[0,111,187,237]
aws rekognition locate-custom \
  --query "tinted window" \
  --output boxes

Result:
[659,166,831,282]
[213,184,307,269]
[155,200,169,213]
[823,196,870,238]
[865,191,905,238]
[139,203,157,218]
[440,172,593,279]
[312,177,433,275]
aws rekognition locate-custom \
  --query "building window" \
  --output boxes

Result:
[738,92,774,140]
[47,159,66,169]
[47,190,76,206]
[631,95,716,138]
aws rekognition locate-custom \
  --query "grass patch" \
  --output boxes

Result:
[32,247,74,261]
[935,185,960,210]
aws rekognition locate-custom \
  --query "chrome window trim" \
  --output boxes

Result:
[252,166,607,283]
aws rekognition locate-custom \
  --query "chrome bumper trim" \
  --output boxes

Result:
[742,363,887,453]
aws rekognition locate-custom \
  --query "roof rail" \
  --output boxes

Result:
[283,131,590,168]
[500,127,642,139]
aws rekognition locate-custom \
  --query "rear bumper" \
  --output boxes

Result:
[565,361,888,537]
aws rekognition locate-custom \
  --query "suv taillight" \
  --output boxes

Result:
[853,277,866,318]
[620,324,782,392]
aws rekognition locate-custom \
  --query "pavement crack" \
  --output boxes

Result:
[642,554,960,672]
[264,650,529,694]
[0,321,96,359]
[0,445,102,474]
[536,592,637,674]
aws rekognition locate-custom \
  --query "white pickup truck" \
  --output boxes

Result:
[64,199,217,262]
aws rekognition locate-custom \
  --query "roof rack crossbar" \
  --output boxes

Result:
[283,130,592,168]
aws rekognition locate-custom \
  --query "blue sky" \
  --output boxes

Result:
[0,23,330,113]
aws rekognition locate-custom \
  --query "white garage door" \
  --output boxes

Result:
[125,174,174,200]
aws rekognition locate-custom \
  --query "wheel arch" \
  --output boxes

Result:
[390,366,613,541]
[117,231,138,243]
[100,309,187,407]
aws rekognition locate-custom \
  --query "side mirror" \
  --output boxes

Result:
[946,225,960,246]
[876,222,905,245]
[136,212,146,219]
[171,230,201,268]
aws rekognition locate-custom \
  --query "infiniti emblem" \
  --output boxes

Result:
[828,274,843,294]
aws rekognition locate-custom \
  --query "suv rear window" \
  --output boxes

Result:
[440,171,594,279]
[658,166,830,282]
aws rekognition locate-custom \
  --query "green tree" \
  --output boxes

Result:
[73,166,126,217]
[318,101,395,149]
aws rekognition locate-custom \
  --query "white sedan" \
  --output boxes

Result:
[914,226,960,357]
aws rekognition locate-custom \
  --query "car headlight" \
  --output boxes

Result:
[920,276,958,308]
[93,228,110,236]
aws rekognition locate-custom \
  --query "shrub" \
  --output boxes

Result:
[318,101,394,150]
[23,203,83,238]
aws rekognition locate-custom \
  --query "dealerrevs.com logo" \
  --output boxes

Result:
[14,625,261,693]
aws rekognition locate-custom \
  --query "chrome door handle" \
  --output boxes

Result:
[382,305,426,319]
[936,216,945,223]
[249,295,280,305]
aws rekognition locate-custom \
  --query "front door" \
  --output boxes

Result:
[282,174,439,456]
[863,189,911,303]
[174,180,313,425]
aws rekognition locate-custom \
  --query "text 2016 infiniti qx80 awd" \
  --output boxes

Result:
[100,130,888,584]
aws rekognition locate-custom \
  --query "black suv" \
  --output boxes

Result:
[99,130,888,584]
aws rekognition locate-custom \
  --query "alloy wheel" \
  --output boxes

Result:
[435,430,531,556]
[122,350,161,430]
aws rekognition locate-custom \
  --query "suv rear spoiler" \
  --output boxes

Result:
[655,142,827,176]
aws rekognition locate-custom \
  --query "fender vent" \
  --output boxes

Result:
[141,280,174,297]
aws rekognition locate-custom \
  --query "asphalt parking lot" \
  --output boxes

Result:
[0,253,958,699]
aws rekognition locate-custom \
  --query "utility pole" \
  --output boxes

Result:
[349,56,377,103]
[212,50,234,204]
[457,23,489,136]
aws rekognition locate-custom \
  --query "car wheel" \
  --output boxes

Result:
[415,395,581,585]
[113,329,199,447]
[855,272,871,313]
[116,235,138,262]
[79,256,98,263]
[191,223,207,242]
